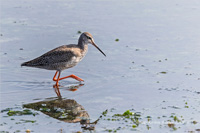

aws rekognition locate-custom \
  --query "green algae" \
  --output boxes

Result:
[6,109,38,116]
[115,39,119,42]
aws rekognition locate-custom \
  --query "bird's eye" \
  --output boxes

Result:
[87,36,91,40]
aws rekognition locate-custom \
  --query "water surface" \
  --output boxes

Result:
[1,0,200,132]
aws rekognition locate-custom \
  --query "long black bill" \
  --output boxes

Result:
[91,41,106,57]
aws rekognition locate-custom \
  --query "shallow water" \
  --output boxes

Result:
[1,0,200,132]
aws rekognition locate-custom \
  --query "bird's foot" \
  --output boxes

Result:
[71,74,84,82]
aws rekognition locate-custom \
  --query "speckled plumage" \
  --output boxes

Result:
[21,44,88,71]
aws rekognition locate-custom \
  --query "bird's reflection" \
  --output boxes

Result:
[53,83,84,98]
[23,84,99,131]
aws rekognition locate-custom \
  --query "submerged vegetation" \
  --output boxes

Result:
[97,107,199,132]
[0,106,199,132]
[1,108,38,116]
[99,109,142,132]
[115,39,119,42]
[77,31,82,34]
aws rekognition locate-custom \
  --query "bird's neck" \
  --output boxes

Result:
[78,37,88,50]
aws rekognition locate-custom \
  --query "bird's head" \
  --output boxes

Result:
[80,32,106,57]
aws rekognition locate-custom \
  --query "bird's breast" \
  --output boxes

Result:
[63,45,88,69]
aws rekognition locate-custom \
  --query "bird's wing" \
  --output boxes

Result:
[23,45,78,66]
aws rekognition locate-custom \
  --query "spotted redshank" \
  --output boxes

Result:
[21,32,106,87]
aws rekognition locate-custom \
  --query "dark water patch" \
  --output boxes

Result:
[168,106,181,109]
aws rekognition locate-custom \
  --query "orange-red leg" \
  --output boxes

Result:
[53,71,59,81]
[59,74,84,81]
[53,71,61,87]
[52,71,84,87]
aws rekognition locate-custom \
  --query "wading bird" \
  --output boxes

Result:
[21,32,106,87]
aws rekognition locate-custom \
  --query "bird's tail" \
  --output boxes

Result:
[21,61,30,66]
